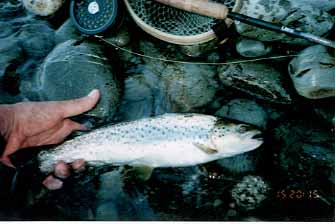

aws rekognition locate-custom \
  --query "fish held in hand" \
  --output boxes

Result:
[38,113,263,173]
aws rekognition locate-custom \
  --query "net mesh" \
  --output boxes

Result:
[126,0,236,36]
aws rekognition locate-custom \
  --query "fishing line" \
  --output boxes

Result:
[96,35,297,65]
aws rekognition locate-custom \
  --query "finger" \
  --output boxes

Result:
[47,119,88,144]
[22,119,87,147]
[1,132,24,164]
[0,156,15,168]
[58,89,100,118]
[54,161,71,179]
[71,159,86,171]
[42,175,63,190]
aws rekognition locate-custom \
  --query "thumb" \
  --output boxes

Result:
[58,89,100,118]
[0,156,14,168]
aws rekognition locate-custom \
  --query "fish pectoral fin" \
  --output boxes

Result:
[131,165,154,182]
[193,142,218,154]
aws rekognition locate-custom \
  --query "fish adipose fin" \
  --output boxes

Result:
[193,143,218,154]
[131,165,154,182]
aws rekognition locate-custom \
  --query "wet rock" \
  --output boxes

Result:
[215,98,268,128]
[313,100,335,126]
[55,19,82,44]
[235,0,334,45]
[141,40,218,112]
[216,152,258,173]
[0,37,23,78]
[231,175,270,211]
[217,62,292,104]
[18,22,55,58]
[95,169,156,220]
[288,45,335,99]
[116,40,218,120]
[159,63,218,112]
[22,0,65,16]
[31,39,120,124]
[0,1,26,19]
[236,38,272,58]
[0,21,15,38]
[273,119,335,185]
[104,24,131,47]
[179,38,219,58]
[291,0,335,11]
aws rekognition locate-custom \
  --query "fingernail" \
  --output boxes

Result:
[43,176,63,190]
[0,157,16,168]
[72,159,86,171]
[88,89,99,97]
[54,161,71,179]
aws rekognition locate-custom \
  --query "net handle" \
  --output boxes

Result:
[154,0,229,20]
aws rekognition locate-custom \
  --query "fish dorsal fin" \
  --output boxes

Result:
[131,165,154,182]
[193,142,218,154]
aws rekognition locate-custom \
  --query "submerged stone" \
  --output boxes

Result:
[18,22,55,58]
[217,62,292,104]
[215,98,268,128]
[288,45,335,99]
[116,39,218,120]
[273,119,335,185]
[104,24,131,47]
[55,19,82,44]
[0,36,22,78]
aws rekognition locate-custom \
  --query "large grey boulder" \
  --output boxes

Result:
[32,39,121,123]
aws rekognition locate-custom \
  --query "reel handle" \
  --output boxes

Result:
[154,0,229,20]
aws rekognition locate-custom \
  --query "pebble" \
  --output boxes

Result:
[236,38,272,58]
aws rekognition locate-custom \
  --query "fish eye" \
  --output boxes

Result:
[237,125,249,133]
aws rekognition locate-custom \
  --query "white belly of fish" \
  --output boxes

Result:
[38,114,218,172]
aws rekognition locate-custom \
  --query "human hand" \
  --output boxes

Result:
[0,89,100,189]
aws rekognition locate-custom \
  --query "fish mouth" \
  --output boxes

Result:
[252,132,263,140]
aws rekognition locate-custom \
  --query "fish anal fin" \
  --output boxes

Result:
[193,142,218,154]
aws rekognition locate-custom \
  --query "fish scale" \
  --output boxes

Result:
[38,113,263,173]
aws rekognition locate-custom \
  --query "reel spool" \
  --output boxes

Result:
[70,0,124,35]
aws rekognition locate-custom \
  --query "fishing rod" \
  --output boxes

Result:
[154,0,335,49]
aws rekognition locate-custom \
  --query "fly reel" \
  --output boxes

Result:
[70,0,123,35]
